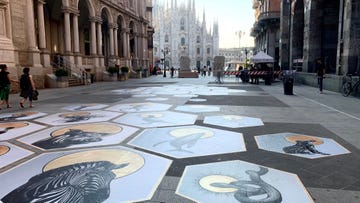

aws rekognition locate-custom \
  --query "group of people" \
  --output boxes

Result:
[0,64,37,109]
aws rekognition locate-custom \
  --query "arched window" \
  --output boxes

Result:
[180,18,185,31]
[165,35,169,43]
[181,38,185,46]
[196,36,200,43]
[207,48,211,54]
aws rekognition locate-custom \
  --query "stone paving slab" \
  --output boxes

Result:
[186,95,289,107]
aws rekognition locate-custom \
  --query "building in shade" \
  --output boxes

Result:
[251,0,281,70]
[0,0,154,88]
[152,0,219,70]
[252,0,360,92]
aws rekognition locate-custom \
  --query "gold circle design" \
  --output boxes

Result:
[59,112,91,118]
[43,149,145,179]
[12,111,38,117]
[223,115,243,121]
[199,175,238,193]
[0,145,10,156]
[0,122,29,129]
[50,123,122,137]
[285,135,324,145]
[170,128,214,139]
[141,113,163,118]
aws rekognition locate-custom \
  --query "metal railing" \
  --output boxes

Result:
[51,54,88,85]
[258,11,280,21]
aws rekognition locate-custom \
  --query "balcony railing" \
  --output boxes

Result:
[258,11,280,21]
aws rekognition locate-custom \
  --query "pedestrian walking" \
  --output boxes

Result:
[19,67,36,108]
[170,66,175,78]
[315,58,326,93]
[202,66,207,77]
[0,64,18,109]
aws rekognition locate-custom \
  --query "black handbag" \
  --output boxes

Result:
[32,90,39,100]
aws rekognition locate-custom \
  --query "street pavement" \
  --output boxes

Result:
[0,73,359,203]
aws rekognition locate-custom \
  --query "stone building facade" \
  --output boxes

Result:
[252,0,360,91]
[152,0,219,70]
[251,0,281,70]
[0,0,153,88]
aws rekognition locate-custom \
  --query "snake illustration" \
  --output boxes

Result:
[210,167,282,203]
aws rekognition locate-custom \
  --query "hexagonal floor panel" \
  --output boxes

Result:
[0,147,172,203]
[0,111,47,122]
[62,103,109,111]
[18,122,138,150]
[176,160,313,203]
[204,115,264,128]
[0,121,46,141]
[35,110,121,126]
[112,84,246,97]
[106,102,172,113]
[113,111,197,128]
[255,132,351,159]
[175,105,220,113]
[128,125,246,158]
[145,97,169,101]
[0,142,34,169]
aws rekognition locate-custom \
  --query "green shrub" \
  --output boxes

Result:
[54,69,69,77]
[135,67,143,73]
[107,66,119,74]
[120,66,129,73]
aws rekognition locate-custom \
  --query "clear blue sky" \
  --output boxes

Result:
[158,0,255,48]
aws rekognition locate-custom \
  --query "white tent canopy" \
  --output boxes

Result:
[250,51,274,63]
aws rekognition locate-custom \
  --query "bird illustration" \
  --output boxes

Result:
[153,133,204,153]
[1,161,129,203]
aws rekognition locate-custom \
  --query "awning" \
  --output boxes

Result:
[250,51,274,63]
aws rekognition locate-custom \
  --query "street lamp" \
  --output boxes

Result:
[244,48,249,68]
[161,48,170,77]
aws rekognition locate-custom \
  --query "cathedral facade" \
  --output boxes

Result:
[152,0,219,70]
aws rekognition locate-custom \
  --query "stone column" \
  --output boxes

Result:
[109,24,115,56]
[302,1,322,73]
[27,0,38,51]
[26,0,42,70]
[37,0,46,50]
[114,27,118,56]
[37,0,51,68]
[97,20,104,67]
[90,18,97,55]
[63,11,72,54]
[122,28,128,58]
[73,12,82,66]
[114,26,119,65]
[279,0,290,70]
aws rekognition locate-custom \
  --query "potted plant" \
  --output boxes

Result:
[120,66,129,81]
[105,66,119,81]
[134,67,143,78]
[107,66,119,75]
[142,68,149,78]
[54,68,69,81]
